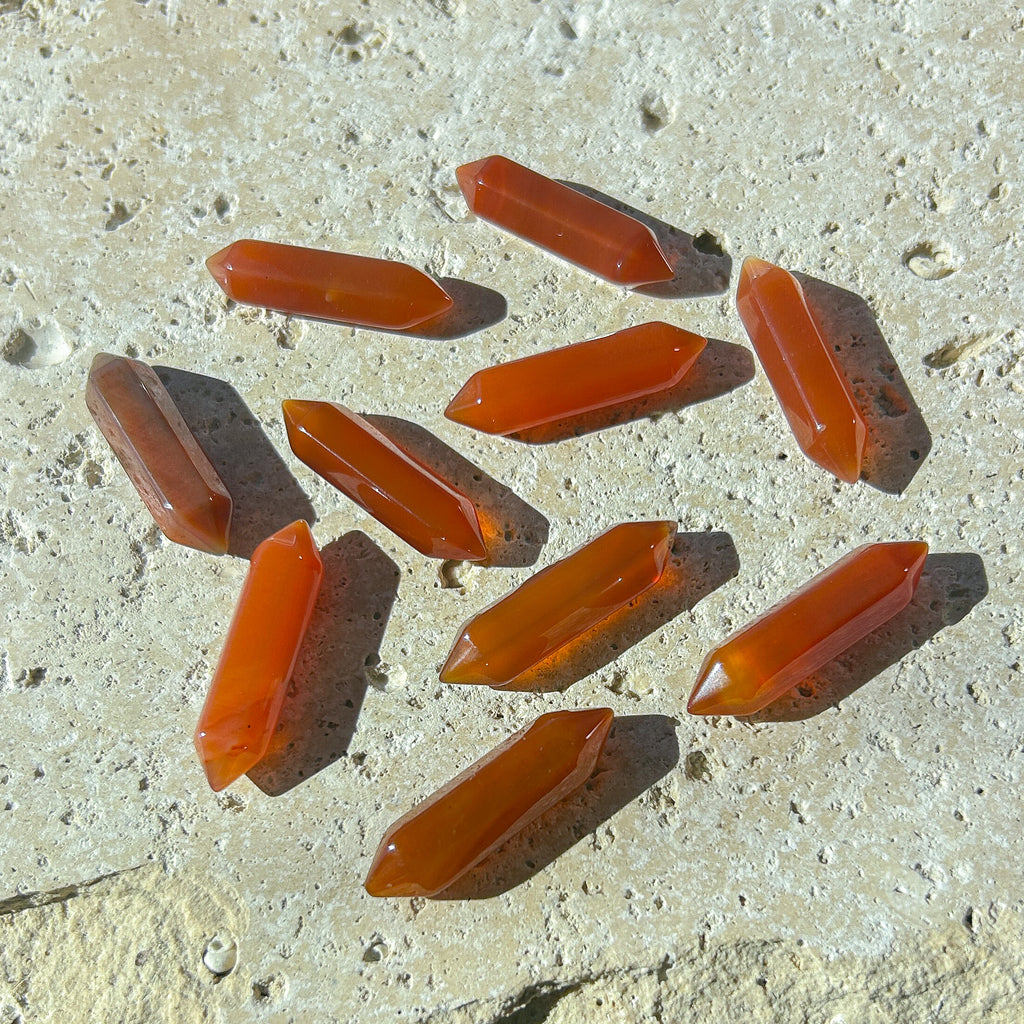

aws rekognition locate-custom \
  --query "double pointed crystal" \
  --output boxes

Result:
[445,322,707,436]
[207,239,453,330]
[441,521,676,687]
[283,400,486,561]
[457,155,673,287]
[736,257,866,483]
[195,520,323,791]
[688,541,928,716]
[85,353,232,554]
[364,708,613,897]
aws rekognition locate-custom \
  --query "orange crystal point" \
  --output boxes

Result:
[364,707,613,897]
[440,521,676,687]
[194,520,323,791]
[456,155,673,288]
[445,322,707,436]
[206,239,453,330]
[687,541,929,717]
[736,256,867,483]
[85,352,232,554]
[282,399,486,561]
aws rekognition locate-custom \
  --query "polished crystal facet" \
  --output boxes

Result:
[456,155,673,287]
[440,521,676,687]
[364,708,613,897]
[688,541,929,716]
[207,239,453,330]
[445,322,706,436]
[283,399,486,561]
[85,352,232,554]
[194,520,323,791]
[736,257,867,483]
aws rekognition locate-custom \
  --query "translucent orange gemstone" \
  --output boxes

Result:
[282,400,486,561]
[445,322,707,436]
[688,541,929,716]
[456,155,673,287]
[736,257,867,483]
[364,708,613,897]
[194,520,323,791]
[206,239,453,330]
[441,521,676,687]
[85,352,232,554]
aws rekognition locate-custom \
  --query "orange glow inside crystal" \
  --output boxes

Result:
[283,400,486,561]
[736,257,866,483]
[688,541,928,716]
[456,155,673,287]
[441,521,676,687]
[206,239,453,330]
[364,708,613,897]
[194,520,323,791]
[445,322,706,437]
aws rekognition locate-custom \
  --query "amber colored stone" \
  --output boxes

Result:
[364,708,613,897]
[85,353,232,554]
[441,521,676,687]
[736,257,867,483]
[445,322,707,437]
[206,239,453,330]
[282,400,486,561]
[456,155,673,287]
[688,541,929,717]
[194,520,323,791]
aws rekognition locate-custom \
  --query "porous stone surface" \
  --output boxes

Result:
[1,2,1021,1022]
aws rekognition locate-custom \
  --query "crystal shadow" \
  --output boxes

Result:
[435,714,679,899]
[752,553,988,722]
[155,366,315,559]
[497,530,738,693]
[795,273,932,494]
[506,338,754,444]
[561,181,731,298]
[366,415,549,568]
[247,531,400,795]
[399,278,507,340]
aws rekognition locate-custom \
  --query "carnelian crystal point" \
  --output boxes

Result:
[441,521,676,687]
[736,257,866,483]
[456,156,673,287]
[364,708,614,897]
[206,239,453,330]
[194,520,323,791]
[688,541,929,716]
[445,322,707,436]
[85,352,232,554]
[282,400,486,561]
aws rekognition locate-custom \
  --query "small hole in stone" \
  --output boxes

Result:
[693,231,725,257]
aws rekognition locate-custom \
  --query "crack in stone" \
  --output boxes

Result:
[0,866,142,917]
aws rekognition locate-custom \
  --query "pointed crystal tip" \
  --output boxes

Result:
[206,242,236,291]
[455,158,491,204]
[443,374,485,429]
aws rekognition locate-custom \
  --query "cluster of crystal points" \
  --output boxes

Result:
[83,153,928,900]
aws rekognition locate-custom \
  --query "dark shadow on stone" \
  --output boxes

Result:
[794,273,932,494]
[435,714,680,899]
[499,530,738,693]
[752,553,988,722]
[365,415,549,568]
[247,531,400,795]
[154,366,315,559]
[507,338,755,444]
[398,278,507,340]
[560,180,731,298]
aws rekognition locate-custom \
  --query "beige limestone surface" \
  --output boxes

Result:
[1,1,1022,1021]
